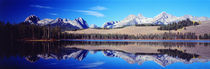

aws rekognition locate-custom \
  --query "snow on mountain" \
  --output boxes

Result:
[153,12,179,25]
[74,17,89,29]
[180,15,210,21]
[24,15,40,24]
[102,12,210,28]
[24,15,89,30]
[37,18,54,25]
[136,14,154,24]
[102,21,119,28]
[114,14,155,27]
[114,15,138,27]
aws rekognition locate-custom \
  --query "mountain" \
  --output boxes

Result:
[153,12,179,25]
[102,12,210,28]
[24,15,40,24]
[24,15,89,30]
[102,21,119,28]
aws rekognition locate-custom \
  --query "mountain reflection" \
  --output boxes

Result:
[0,41,210,67]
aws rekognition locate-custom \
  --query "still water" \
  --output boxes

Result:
[1,40,210,69]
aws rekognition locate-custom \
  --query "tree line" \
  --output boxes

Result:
[0,21,61,41]
[158,19,200,30]
[61,32,210,40]
[199,34,210,39]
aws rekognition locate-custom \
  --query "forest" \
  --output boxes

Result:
[158,19,200,30]
[61,32,201,40]
[0,21,61,41]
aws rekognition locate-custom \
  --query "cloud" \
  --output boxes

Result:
[30,5,52,9]
[90,6,107,10]
[76,10,104,17]
[79,61,104,68]
[73,6,107,17]
[48,13,58,16]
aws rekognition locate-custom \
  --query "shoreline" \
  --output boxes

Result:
[24,39,210,42]
[24,39,60,42]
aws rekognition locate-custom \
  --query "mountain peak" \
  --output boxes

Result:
[75,17,85,22]
[160,11,167,14]
[25,15,40,24]
[124,15,137,20]
[74,17,89,29]
[56,18,62,20]
[154,11,174,20]
[156,11,170,17]
[53,18,64,24]
[77,17,83,19]
[25,15,39,19]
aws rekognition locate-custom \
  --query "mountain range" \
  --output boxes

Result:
[102,12,210,28]
[24,15,89,30]
[24,12,210,30]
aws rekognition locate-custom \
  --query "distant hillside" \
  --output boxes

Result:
[181,20,210,35]
[66,26,174,35]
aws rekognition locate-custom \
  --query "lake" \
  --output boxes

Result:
[1,40,210,69]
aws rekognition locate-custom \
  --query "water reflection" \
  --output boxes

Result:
[0,40,210,67]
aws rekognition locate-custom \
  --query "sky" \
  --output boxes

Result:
[0,0,210,26]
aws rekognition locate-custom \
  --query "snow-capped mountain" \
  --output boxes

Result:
[153,12,179,25]
[102,12,210,28]
[24,15,89,30]
[24,15,40,24]
[102,21,119,28]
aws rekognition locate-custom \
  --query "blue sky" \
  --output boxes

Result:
[0,0,210,26]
